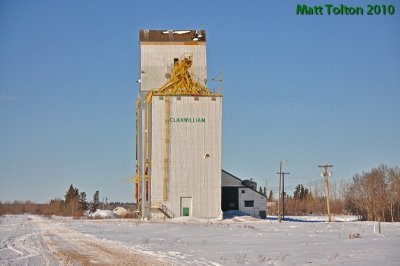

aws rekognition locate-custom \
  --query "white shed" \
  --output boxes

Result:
[221,170,267,219]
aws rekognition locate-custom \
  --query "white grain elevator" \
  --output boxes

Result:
[135,30,222,219]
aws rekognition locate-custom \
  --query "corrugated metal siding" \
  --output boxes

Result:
[138,92,153,217]
[150,96,222,218]
[140,44,207,92]
[137,93,147,216]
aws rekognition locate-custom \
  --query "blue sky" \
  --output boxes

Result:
[1,0,399,202]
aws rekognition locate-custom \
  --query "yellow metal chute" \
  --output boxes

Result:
[154,55,212,96]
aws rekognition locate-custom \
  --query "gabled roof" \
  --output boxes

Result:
[222,169,266,197]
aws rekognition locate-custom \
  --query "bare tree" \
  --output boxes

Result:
[345,165,400,221]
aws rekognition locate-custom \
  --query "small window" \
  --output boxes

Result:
[159,96,164,100]
[177,96,181,100]
[211,97,216,101]
[244,200,254,207]
[194,96,199,101]
[241,190,245,194]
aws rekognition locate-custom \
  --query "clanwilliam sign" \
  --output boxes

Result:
[170,117,206,123]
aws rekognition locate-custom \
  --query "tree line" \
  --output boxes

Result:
[268,182,346,217]
[0,184,102,217]
[268,165,400,221]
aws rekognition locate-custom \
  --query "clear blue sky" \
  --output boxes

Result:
[1,0,399,203]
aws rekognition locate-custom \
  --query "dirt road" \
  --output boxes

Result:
[1,215,169,265]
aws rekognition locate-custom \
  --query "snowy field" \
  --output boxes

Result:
[1,214,399,265]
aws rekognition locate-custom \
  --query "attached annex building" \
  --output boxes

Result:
[222,170,267,219]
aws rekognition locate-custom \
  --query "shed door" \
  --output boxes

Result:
[182,208,190,216]
[221,187,239,211]
[180,197,192,217]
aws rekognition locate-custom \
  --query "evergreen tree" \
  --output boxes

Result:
[294,184,301,199]
[64,184,80,216]
[263,186,266,196]
[268,190,273,201]
[259,186,263,194]
[300,185,305,199]
[294,184,310,200]
[79,192,88,210]
[91,190,100,212]
[64,184,79,205]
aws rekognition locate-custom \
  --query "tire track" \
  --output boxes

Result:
[1,218,56,265]
[35,218,173,265]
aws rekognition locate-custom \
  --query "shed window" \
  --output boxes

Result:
[244,200,254,207]
[241,190,245,194]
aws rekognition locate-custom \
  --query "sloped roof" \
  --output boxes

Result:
[222,169,266,197]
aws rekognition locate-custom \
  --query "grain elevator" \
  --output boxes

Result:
[135,30,222,219]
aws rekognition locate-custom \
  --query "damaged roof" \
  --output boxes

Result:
[139,29,206,42]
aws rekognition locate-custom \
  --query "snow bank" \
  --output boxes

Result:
[334,215,359,222]
[112,207,128,217]
[267,215,359,222]
[88,209,115,219]
[166,216,220,224]
[223,210,248,218]
[223,210,261,222]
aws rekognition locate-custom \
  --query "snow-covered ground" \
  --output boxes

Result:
[1,214,399,265]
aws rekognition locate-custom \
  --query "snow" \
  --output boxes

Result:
[88,209,115,219]
[113,207,128,216]
[267,215,359,222]
[1,214,400,265]
[162,30,191,35]
[0,215,60,265]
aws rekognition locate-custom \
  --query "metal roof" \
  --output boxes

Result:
[222,169,266,197]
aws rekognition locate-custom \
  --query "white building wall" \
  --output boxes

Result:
[150,96,222,218]
[222,170,267,218]
[238,187,267,218]
[138,31,221,219]
[140,43,207,92]
[137,92,150,217]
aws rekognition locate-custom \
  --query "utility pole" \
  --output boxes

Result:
[318,164,333,222]
[281,172,290,219]
[277,162,282,222]
[265,178,268,218]
[277,161,288,222]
